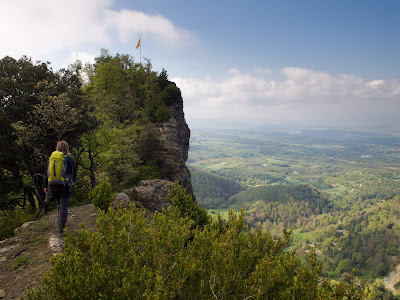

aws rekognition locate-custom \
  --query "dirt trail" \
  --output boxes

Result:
[0,204,97,299]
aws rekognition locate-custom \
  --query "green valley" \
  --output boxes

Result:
[188,128,400,284]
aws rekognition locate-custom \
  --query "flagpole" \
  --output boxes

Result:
[136,37,142,65]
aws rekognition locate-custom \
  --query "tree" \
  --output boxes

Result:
[166,181,210,230]
[12,91,81,145]
[0,56,93,210]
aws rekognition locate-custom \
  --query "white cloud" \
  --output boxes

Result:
[106,10,194,48]
[0,0,194,61]
[174,68,400,129]
[66,52,96,67]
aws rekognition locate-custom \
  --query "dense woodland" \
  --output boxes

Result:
[189,128,400,296]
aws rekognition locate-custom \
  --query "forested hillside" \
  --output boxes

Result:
[230,183,333,229]
[189,128,400,295]
[190,169,243,209]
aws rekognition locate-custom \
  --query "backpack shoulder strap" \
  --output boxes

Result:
[65,157,74,178]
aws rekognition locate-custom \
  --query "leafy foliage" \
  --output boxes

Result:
[81,50,181,190]
[190,168,243,208]
[166,181,210,230]
[316,194,400,278]
[89,180,113,211]
[27,203,364,299]
[0,208,35,240]
[0,56,93,211]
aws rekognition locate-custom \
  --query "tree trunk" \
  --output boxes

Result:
[88,145,97,188]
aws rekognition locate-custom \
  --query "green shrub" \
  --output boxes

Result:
[27,204,365,299]
[0,208,35,240]
[166,181,210,230]
[160,83,181,105]
[137,165,162,181]
[146,98,171,122]
[89,180,113,211]
[70,175,92,206]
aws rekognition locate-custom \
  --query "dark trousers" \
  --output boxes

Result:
[49,184,71,234]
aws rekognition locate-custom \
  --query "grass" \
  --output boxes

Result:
[285,231,315,253]
[209,204,242,220]
[191,157,246,171]
[6,254,35,271]
[284,177,302,185]
[0,208,36,240]
[328,186,348,195]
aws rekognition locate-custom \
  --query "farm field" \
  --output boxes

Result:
[188,128,400,282]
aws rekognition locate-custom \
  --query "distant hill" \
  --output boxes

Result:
[229,183,333,230]
[190,168,243,208]
[230,183,331,208]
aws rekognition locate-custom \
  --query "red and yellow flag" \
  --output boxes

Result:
[136,39,141,49]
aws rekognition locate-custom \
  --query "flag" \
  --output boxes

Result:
[136,39,141,49]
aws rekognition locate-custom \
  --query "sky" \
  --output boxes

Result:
[1,0,400,132]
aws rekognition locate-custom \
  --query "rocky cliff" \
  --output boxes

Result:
[156,96,193,195]
[113,93,194,213]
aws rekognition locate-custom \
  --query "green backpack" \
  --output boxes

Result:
[48,151,73,186]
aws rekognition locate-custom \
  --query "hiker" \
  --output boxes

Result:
[44,140,76,237]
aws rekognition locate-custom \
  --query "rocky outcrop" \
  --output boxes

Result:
[112,97,194,213]
[156,100,193,195]
[114,179,174,212]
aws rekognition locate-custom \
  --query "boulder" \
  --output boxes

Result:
[114,179,174,212]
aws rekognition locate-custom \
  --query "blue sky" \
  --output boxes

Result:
[1,0,400,131]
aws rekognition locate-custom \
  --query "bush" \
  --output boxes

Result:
[89,180,113,211]
[336,258,354,275]
[146,98,171,122]
[0,208,35,240]
[28,204,365,299]
[160,83,181,105]
[166,181,210,230]
[137,165,162,181]
[70,176,92,206]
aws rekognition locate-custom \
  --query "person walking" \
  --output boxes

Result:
[44,140,76,237]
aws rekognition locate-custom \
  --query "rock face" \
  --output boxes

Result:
[156,99,193,195]
[114,179,174,212]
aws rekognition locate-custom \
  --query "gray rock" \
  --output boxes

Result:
[156,101,193,196]
[0,237,21,263]
[114,179,174,212]
[49,235,64,255]
[114,192,132,209]
[14,221,37,235]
